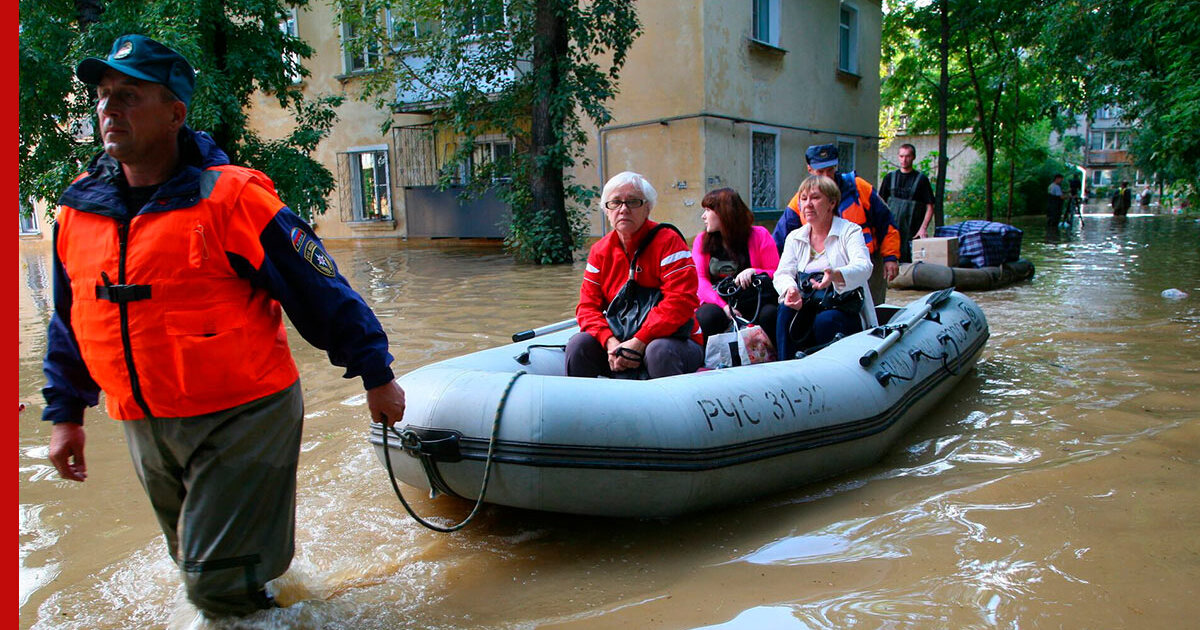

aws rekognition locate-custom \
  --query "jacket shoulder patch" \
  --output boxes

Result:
[289,227,337,278]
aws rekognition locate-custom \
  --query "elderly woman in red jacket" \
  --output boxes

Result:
[566,171,703,378]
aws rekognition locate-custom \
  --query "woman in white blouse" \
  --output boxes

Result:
[773,175,879,360]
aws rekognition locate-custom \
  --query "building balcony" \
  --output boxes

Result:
[1085,149,1131,166]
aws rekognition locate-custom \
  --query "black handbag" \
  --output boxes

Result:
[797,271,864,316]
[714,272,778,323]
[782,272,865,352]
[604,224,694,342]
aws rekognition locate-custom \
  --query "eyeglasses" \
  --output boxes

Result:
[604,198,645,210]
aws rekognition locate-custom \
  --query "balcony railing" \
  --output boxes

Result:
[1086,149,1131,166]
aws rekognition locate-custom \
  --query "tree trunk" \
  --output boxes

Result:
[935,0,950,229]
[529,0,573,263]
[211,8,235,159]
[75,0,105,142]
[1006,82,1019,222]
[964,36,1001,221]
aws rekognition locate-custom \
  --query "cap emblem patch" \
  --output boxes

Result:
[114,41,134,60]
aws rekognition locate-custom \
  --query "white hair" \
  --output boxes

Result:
[601,171,657,211]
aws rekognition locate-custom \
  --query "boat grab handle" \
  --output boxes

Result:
[512,318,577,342]
[396,429,463,462]
[380,370,525,533]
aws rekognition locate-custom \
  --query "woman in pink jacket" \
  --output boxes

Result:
[691,188,781,345]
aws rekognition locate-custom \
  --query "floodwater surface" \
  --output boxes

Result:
[17,209,1200,629]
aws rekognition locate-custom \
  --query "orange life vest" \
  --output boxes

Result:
[55,165,299,420]
[786,176,900,259]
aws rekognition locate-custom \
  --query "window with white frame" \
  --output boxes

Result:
[458,0,505,37]
[837,139,856,173]
[348,148,392,220]
[19,199,39,235]
[280,8,302,83]
[750,130,779,213]
[386,8,439,41]
[838,3,859,74]
[1090,130,1121,150]
[752,0,781,47]
[463,138,514,184]
[342,14,381,73]
[1090,169,1112,187]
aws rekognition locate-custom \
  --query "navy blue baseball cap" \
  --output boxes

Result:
[76,34,196,106]
[805,144,839,170]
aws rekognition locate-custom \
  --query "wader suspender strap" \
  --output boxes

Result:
[890,170,919,202]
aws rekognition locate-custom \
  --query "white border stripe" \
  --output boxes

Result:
[660,250,692,266]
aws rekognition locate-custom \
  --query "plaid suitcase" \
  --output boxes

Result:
[934,220,1022,268]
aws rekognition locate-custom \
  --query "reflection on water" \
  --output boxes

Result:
[18,213,1200,629]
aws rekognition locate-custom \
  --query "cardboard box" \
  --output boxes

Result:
[911,236,958,267]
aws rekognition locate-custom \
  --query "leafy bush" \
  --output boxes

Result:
[946,125,1072,220]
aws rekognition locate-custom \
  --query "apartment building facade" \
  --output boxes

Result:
[218,1,887,242]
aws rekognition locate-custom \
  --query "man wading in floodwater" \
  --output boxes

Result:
[42,34,406,620]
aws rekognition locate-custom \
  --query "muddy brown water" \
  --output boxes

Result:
[18,209,1200,629]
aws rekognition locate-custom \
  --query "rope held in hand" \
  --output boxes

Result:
[381,370,525,532]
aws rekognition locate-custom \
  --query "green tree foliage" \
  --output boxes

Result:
[336,0,641,264]
[885,0,1200,213]
[1039,0,1200,203]
[883,0,1067,222]
[950,122,1071,220]
[19,0,343,221]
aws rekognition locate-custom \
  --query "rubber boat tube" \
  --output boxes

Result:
[370,290,989,518]
[890,259,1035,291]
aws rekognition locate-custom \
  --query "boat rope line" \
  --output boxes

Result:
[874,334,964,386]
[380,370,525,532]
[937,334,962,376]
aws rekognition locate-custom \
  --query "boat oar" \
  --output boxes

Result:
[859,289,955,368]
[512,318,577,342]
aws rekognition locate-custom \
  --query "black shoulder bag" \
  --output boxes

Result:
[604,223,695,343]
[714,272,778,324]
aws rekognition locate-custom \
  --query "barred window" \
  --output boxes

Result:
[751,130,778,213]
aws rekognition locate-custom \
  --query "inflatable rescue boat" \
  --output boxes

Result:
[370,289,988,519]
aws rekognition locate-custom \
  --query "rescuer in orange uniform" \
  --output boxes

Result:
[42,35,406,619]
[771,144,900,305]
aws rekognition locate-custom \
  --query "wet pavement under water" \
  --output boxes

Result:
[17,208,1200,629]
